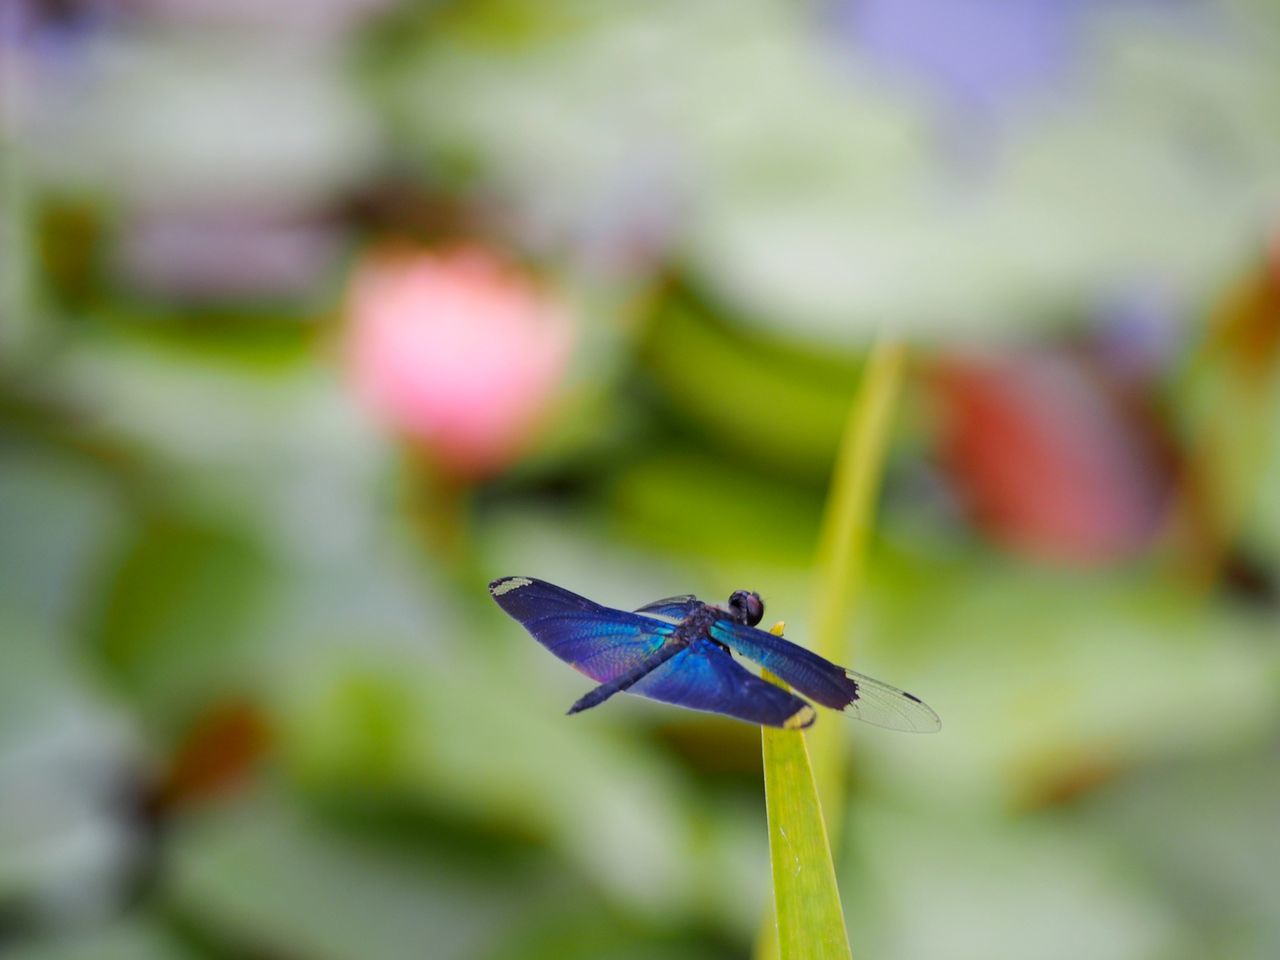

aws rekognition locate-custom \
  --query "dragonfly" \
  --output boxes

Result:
[489,577,940,732]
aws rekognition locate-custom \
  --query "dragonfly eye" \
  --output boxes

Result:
[729,590,764,626]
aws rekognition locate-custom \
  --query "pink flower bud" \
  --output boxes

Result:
[346,245,574,478]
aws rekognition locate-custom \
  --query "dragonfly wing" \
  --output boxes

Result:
[633,595,700,621]
[709,620,940,733]
[490,577,675,683]
[629,638,816,729]
[841,669,943,733]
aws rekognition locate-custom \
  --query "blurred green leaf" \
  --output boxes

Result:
[1082,751,1280,960]
[0,446,125,635]
[168,790,526,960]
[642,292,857,478]
[90,513,268,729]
[481,908,720,960]
[859,551,1280,807]
[608,452,819,566]
[1,919,197,960]
[275,643,710,921]
[841,797,1180,960]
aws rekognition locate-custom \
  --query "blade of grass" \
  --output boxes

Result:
[754,338,908,960]
[807,338,908,827]
[761,629,852,960]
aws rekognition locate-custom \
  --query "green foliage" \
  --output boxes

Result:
[642,292,859,479]
[90,513,268,731]
[7,4,1280,958]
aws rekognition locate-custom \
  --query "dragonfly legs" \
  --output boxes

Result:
[567,642,685,715]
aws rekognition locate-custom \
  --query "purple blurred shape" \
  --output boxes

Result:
[831,0,1090,118]
[118,206,342,303]
[1091,284,1186,381]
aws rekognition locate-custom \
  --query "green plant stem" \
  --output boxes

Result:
[754,338,908,960]
[807,338,908,835]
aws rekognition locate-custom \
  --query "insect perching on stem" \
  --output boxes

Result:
[490,577,940,732]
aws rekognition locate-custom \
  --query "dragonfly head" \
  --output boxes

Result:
[727,590,764,626]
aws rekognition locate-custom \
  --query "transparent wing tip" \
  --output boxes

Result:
[843,671,942,733]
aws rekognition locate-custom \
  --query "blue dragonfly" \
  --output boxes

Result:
[490,577,940,732]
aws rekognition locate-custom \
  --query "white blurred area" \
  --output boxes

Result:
[7,0,1280,328]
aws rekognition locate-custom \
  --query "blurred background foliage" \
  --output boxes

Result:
[3,1,1280,958]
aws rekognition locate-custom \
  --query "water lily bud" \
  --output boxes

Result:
[346,245,574,478]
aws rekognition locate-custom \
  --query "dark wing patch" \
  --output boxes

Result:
[490,577,675,683]
[841,670,941,733]
[709,619,858,709]
[628,638,816,729]
[709,620,940,733]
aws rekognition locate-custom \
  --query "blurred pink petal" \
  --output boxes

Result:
[346,245,574,478]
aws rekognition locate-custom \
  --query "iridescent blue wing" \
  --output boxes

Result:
[633,595,700,621]
[629,638,816,729]
[490,577,675,683]
[709,620,940,733]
